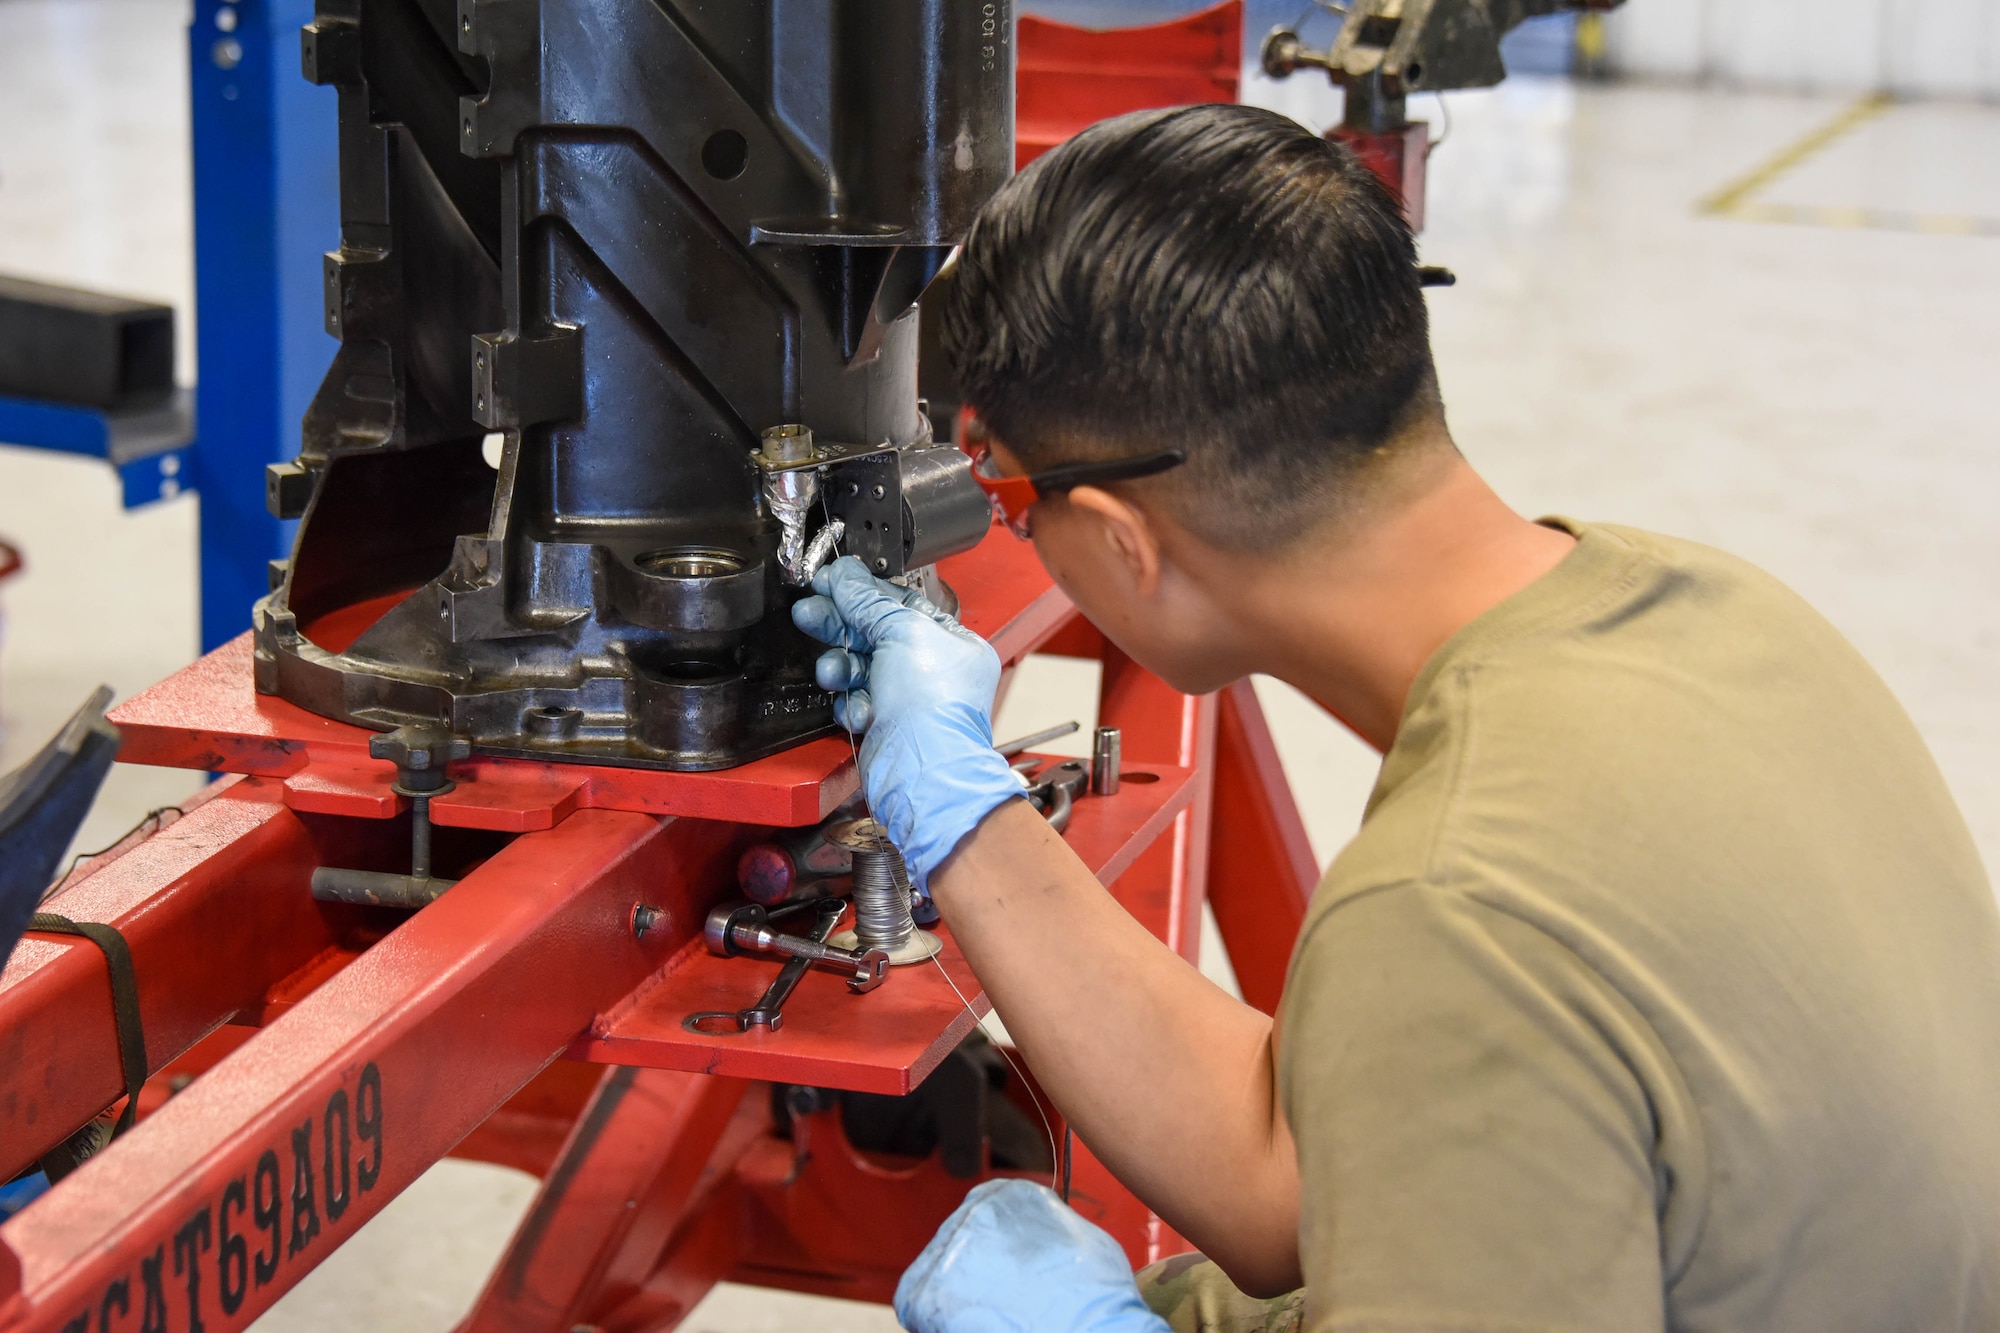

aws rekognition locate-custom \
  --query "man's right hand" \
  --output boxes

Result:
[791,556,1023,891]
[801,561,1302,1295]
[895,1180,1172,1333]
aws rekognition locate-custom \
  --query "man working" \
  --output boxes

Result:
[794,104,2000,1331]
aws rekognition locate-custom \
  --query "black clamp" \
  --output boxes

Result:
[371,724,469,800]
[27,912,147,1182]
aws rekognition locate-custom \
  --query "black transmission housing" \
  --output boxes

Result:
[256,0,1011,770]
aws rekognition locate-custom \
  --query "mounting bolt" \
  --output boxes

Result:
[632,904,667,938]
[370,724,471,797]
[873,557,889,572]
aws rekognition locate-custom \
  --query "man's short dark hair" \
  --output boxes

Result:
[939,103,1441,551]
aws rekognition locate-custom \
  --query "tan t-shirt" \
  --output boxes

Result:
[1276,521,2000,1331]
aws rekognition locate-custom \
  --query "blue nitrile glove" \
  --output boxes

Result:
[895,1180,1172,1333]
[791,556,1023,892]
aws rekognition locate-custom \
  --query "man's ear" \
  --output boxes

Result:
[1065,486,1162,597]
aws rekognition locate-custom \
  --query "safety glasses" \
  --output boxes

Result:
[959,413,1187,540]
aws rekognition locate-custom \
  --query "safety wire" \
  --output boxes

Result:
[1428,93,1453,150]
[1290,0,1345,29]
[929,951,1065,1200]
[41,806,184,904]
[815,492,1065,1196]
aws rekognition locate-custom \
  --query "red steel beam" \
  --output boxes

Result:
[1015,1,1244,169]
[461,1067,756,1333]
[0,809,740,1333]
[1100,649,1217,969]
[1207,679,1320,1016]
[0,778,406,1179]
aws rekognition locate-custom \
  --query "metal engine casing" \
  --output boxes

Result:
[254,0,1011,769]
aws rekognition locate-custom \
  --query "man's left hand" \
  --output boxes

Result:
[791,556,1022,892]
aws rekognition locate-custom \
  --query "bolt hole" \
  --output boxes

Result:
[701,129,748,180]
[1120,770,1160,784]
[524,704,582,739]
[650,659,735,684]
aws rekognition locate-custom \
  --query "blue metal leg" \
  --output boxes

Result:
[187,0,338,651]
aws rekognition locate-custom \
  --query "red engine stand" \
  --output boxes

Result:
[1016,2,1244,170]
[0,526,1318,1332]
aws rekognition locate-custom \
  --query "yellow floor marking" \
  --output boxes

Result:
[1698,92,1896,216]
[1732,200,2000,237]
[1695,92,2000,238]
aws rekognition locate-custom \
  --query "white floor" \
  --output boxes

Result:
[4,3,1999,1329]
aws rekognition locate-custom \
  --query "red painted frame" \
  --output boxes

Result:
[1015,2,1244,170]
[0,522,1318,1331]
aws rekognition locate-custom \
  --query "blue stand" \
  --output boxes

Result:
[0,0,337,653]
[187,0,340,651]
[0,391,195,510]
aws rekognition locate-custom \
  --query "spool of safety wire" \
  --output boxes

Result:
[850,832,915,950]
[827,817,941,964]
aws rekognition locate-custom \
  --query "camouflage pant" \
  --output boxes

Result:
[1137,1253,1306,1333]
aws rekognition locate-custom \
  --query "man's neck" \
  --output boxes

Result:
[1212,454,1576,752]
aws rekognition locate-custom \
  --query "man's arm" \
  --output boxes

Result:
[792,557,1303,1295]
[936,800,1304,1295]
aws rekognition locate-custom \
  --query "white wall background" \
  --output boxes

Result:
[1604,0,2000,99]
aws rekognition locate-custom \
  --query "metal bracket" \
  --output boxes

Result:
[0,388,196,510]
[822,450,906,576]
[471,327,583,429]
